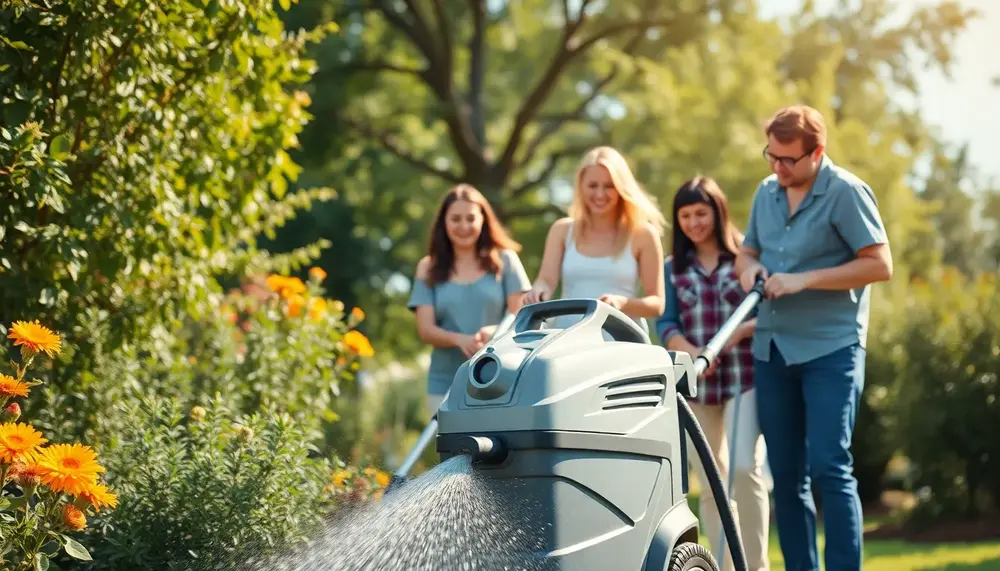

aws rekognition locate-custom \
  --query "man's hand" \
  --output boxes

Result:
[765,273,809,299]
[740,262,769,292]
[598,293,628,311]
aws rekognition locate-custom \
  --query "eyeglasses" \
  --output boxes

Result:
[762,145,815,168]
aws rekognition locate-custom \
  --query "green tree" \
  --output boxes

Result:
[0,0,333,438]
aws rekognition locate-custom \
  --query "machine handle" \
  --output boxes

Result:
[514,297,649,344]
[694,276,766,377]
[513,298,598,332]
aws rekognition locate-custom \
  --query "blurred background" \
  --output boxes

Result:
[1,0,998,569]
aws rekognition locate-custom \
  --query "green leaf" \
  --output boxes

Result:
[34,553,50,571]
[2,38,31,51]
[62,536,92,561]
[49,134,71,158]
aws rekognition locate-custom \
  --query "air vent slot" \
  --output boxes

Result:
[601,375,666,411]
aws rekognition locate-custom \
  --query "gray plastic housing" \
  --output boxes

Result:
[436,298,700,570]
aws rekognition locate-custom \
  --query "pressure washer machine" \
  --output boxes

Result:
[388,280,765,571]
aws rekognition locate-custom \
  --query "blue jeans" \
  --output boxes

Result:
[755,342,865,571]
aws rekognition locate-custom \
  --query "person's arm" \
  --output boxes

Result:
[768,183,892,298]
[735,185,769,291]
[811,182,892,288]
[613,224,666,318]
[656,258,700,356]
[523,218,570,303]
[409,257,474,351]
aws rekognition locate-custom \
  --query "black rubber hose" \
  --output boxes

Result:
[677,392,749,571]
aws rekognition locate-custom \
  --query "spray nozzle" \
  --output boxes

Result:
[455,435,507,465]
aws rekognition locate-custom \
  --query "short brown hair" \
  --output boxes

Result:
[765,105,827,151]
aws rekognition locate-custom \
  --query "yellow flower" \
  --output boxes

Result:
[8,320,62,358]
[375,470,390,487]
[308,267,327,282]
[78,482,118,512]
[0,423,48,463]
[0,374,30,398]
[62,504,87,531]
[343,330,374,358]
[332,468,351,487]
[308,297,327,321]
[31,443,105,496]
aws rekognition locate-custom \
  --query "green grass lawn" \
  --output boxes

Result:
[686,492,1000,570]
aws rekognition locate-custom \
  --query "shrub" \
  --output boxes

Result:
[0,321,117,571]
[64,396,339,571]
[891,269,1000,524]
[32,268,376,459]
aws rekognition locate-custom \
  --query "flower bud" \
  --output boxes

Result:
[236,425,254,443]
[4,402,21,421]
[190,406,207,422]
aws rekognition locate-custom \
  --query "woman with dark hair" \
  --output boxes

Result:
[407,184,532,414]
[655,176,770,571]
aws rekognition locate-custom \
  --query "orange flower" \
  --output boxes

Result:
[62,504,87,531]
[266,275,306,299]
[0,423,47,463]
[0,375,29,398]
[31,443,105,496]
[375,470,390,487]
[351,307,365,322]
[308,267,327,282]
[10,461,44,488]
[7,320,62,358]
[285,294,305,318]
[343,330,374,358]
[79,482,118,512]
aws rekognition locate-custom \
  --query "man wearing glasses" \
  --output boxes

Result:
[735,105,893,571]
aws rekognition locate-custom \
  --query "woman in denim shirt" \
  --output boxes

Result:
[655,177,770,571]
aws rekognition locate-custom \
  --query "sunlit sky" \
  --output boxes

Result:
[761,0,999,181]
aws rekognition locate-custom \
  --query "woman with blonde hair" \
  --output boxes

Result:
[522,146,667,334]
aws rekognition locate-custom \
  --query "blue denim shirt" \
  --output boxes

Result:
[743,155,889,365]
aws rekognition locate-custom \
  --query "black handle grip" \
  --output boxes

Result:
[514,298,599,333]
[514,298,650,344]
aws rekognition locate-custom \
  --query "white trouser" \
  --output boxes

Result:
[686,388,771,571]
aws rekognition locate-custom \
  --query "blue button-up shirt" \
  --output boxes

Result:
[743,154,889,365]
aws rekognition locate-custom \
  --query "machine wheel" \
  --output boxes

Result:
[667,542,718,571]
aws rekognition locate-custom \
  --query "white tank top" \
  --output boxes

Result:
[552,222,649,334]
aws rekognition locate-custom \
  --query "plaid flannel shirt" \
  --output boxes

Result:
[655,252,756,406]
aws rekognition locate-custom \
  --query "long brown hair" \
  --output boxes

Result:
[425,184,521,285]
[670,176,743,275]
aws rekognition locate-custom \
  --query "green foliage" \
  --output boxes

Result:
[0,0,335,404]
[65,396,334,571]
[32,269,376,463]
[887,269,1000,524]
